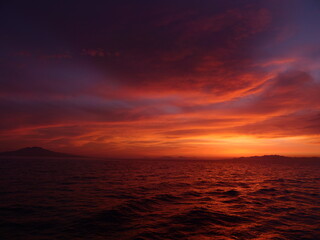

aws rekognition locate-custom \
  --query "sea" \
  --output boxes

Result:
[0,157,319,240]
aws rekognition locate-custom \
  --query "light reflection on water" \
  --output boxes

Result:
[0,158,319,239]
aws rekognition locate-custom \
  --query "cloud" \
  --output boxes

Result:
[0,0,319,157]
[230,70,320,115]
[82,48,106,57]
[40,54,72,59]
[231,111,320,138]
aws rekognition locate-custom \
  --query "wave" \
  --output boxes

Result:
[171,207,249,227]
[207,189,241,197]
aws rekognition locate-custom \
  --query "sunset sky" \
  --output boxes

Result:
[1,0,320,158]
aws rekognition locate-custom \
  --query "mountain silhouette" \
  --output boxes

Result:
[0,147,82,158]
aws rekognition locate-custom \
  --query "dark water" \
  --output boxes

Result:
[0,158,319,240]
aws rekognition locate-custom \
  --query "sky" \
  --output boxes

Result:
[1,0,320,158]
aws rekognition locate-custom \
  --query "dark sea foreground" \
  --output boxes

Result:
[0,158,319,240]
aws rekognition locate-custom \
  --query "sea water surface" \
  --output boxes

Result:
[0,158,319,240]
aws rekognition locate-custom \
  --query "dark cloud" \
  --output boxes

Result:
[1,0,275,95]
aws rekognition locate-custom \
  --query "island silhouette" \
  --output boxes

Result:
[0,147,82,158]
